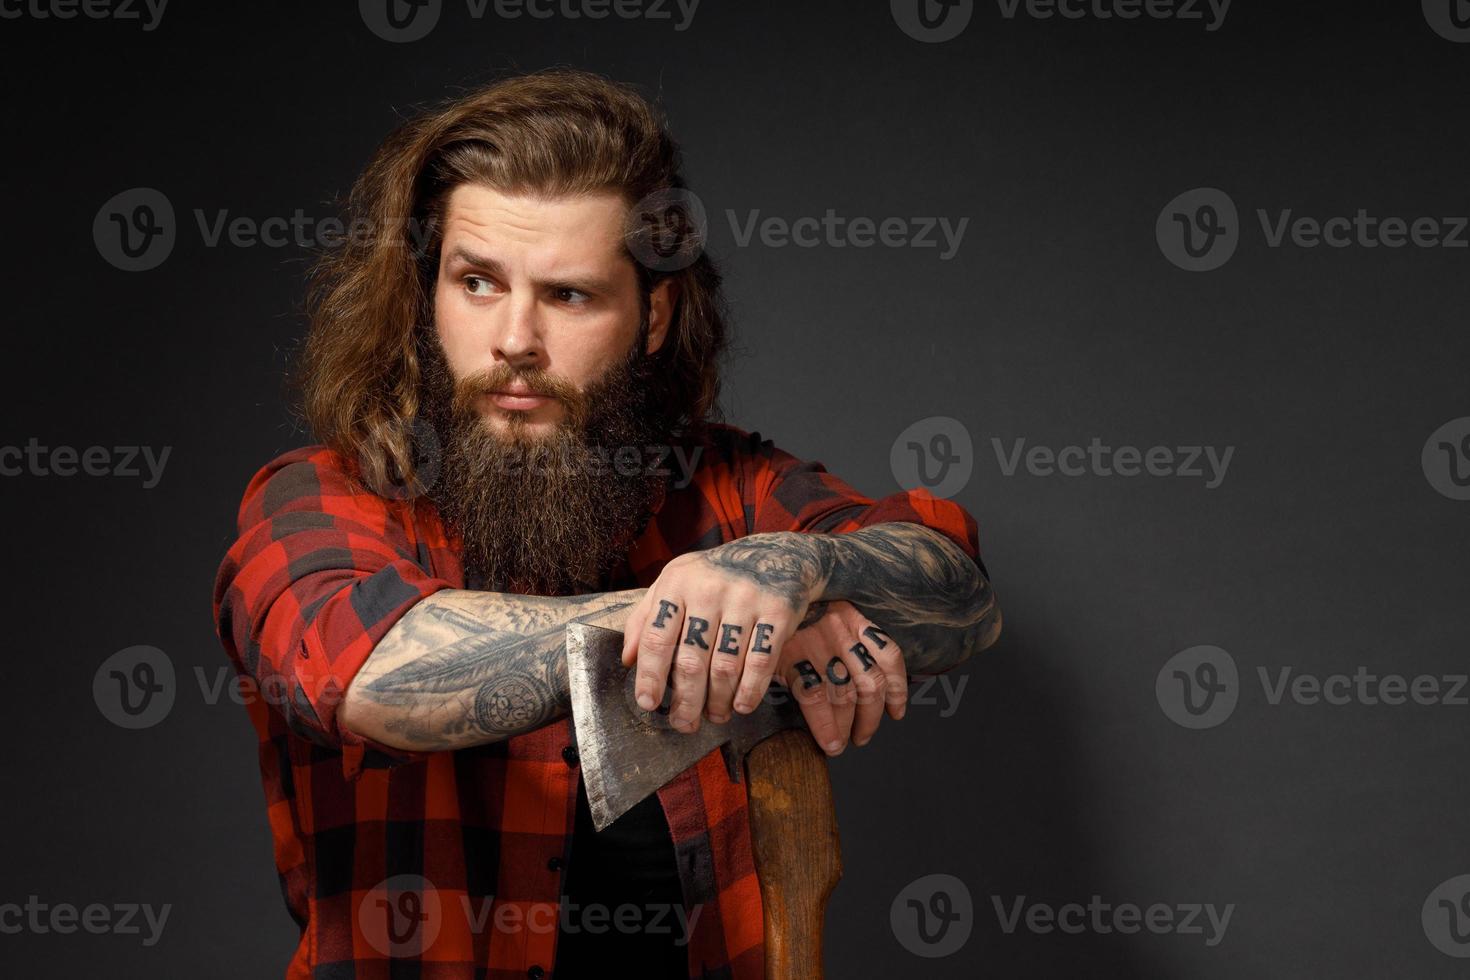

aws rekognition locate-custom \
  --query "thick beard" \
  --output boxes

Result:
[418,329,671,596]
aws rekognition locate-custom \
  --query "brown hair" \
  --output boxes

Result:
[298,68,727,494]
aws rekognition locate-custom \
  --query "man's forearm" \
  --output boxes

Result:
[704,523,1000,674]
[340,588,643,752]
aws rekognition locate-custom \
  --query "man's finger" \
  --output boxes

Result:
[732,610,788,715]
[818,644,859,747]
[839,635,887,745]
[632,594,684,712]
[787,659,845,756]
[854,623,908,721]
[620,590,654,666]
[667,603,715,733]
[704,613,752,724]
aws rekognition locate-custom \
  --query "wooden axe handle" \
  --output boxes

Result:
[744,728,843,979]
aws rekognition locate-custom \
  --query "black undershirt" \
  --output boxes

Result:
[554,776,689,978]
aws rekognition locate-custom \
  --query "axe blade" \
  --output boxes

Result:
[565,621,804,831]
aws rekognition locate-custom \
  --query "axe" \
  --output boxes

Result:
[565,621,843,979]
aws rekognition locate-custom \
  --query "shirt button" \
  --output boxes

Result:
[561,745,579,767]
[527,967,545,980]
[547,856,563,871]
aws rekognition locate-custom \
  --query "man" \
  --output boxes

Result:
[213,69,1000,979]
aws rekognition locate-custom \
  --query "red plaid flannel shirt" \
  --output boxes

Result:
[212,422,985,979]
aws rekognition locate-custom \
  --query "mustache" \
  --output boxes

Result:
[450,364,582,412]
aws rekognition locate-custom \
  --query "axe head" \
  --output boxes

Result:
[565,621,805,831]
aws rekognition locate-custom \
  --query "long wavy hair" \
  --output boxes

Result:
[298,69,727,496]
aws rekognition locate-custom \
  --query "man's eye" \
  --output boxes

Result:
[464,276,493,296]
[554,287,590,305]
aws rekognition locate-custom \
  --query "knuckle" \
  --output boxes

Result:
[673,655,706,680]
[640,626,676,652]
[708,657,741,680]
[794,681,826,705]
[736,676,771,703]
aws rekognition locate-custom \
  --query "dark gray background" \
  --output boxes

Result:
[2,1,1468,976]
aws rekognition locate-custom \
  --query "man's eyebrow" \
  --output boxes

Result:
[443,247,505,276]
[443,246,622,294]
[540,271,619,294]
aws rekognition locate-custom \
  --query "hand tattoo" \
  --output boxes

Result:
[697,534,827,609]
[708,525,999,675]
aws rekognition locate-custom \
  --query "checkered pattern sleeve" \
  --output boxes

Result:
[212,446,453,780]
[731,426,989,578]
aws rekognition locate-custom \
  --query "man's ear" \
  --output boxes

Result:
[645,278,679,356]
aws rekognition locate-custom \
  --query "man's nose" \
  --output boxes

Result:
[491,294,546,368]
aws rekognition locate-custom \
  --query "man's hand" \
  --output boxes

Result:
[768,600,908,755]
[620,521,998,753]
[620,532,826,735]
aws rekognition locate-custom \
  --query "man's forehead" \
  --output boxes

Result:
[440,184,630,266]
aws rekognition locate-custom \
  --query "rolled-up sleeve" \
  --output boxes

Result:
[739,429,988,580]
[212,447,452,780]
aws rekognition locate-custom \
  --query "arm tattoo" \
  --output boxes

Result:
[347,588,641,751]
[722,524,1000,674]
[817,522,1000,673]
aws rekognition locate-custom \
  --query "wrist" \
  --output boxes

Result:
[766,530,836,606]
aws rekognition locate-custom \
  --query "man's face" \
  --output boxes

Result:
[420,183,681,593]
[432,184,673,436]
